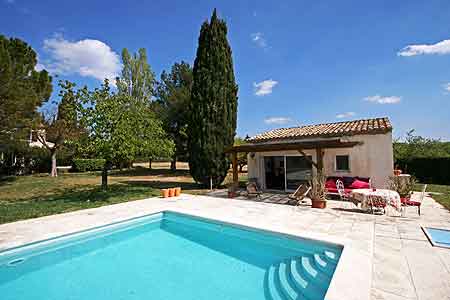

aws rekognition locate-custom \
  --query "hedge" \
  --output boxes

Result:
[72,159,106,172]
[396,157,450,185]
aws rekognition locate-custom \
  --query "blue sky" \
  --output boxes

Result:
[2,0,450,140]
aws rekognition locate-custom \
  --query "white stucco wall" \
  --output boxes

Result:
[247,132,394,189]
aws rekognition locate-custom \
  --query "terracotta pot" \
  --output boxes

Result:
[161,189,169,198]
[174,187,181,197]
[168,188,175,197]
[311,199,327,209]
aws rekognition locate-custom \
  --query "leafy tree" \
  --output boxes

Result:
[116,47,160,168]
[79,80,173,189]
[116,48,154,103]
[38,80,82,176]
[394,129,450,161]
[0,35,52,145]
[155,61,193,170]
[188,9,238,187]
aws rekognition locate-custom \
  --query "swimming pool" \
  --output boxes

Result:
[423,227,450,249]
[0,211,342,300]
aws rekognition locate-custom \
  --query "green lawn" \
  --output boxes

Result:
[416,183,450,210]
[0,164,247,225]
[0,173,163,224]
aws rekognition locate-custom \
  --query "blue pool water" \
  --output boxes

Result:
[0,212,342,300]
[424,227,450,248]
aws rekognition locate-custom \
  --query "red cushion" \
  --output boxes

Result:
[401,198,421,206]
[350,179,370,189]
[326,187,338,193]
[325,180,337,189]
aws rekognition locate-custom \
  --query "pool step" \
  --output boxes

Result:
[265,252,339,300]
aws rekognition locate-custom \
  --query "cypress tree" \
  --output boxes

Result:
[188,9,238,187]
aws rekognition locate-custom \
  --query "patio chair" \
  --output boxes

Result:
[288,184,311,205]
[368,194,387,215]
[246,182,262,199]
[401,184,427,216]
[336,180,351,201]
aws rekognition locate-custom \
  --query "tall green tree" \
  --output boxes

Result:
[188,9,238,187]
[116,47,160,168]
[79,80,173,189]
[116,48,154,102]
[0,35,52,145]
[38,80,82,177]
[155,61,193,170]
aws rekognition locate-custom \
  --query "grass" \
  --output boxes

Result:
[416,183,450,210]
[0,162,247,224]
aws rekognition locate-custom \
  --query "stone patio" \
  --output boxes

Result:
[0,192,449,300]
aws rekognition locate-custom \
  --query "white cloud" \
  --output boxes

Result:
[264,117,292,125]
[254,79,278,96]
[364,95,401,104]
[398,39,450,56]
[443,83,450,92]
[251,32,267,48]
[336,112,356,119]
[40,35,121,84]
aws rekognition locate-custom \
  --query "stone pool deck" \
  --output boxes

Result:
[0,193,449,300]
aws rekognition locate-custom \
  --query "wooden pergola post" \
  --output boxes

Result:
[231,151,238,187]
[316,147,324,173]
[298,148,324,173]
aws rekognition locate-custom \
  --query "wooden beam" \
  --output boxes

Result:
[231,151,238,187]
[225,139,362,153]
[298,150,318,169]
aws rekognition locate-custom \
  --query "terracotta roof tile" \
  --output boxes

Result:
[248,117,392,142]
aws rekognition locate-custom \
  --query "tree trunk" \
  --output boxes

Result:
[170,156,177,171]
[50,150,58,177]
[148,158,152,170]
[101,165,108,190]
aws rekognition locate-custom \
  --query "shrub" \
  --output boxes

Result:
[396,158,450,185]
[72,159,106,172]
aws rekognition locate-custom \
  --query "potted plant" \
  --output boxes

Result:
[387,175,417,201]
[310,172,327,209]
[227,182,238,198]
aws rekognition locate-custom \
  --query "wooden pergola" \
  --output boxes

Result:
[225,139,362,187]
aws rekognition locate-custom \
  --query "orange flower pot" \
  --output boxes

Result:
[311,199,326,209]
[161,189,169,198]
[174,187,181,197]
[168,188,175,197]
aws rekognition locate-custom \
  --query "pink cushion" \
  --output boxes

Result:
[327,187,338,193]
[325,180,337,189]
[350,179,370,189]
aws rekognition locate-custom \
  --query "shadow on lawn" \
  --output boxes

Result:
[118,180,205,191]
[109,166,190,178]
[0,182,161,224]
[0,175,17,187]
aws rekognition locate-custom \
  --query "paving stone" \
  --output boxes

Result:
[371,287,417,300]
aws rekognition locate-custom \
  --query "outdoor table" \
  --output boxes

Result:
[351,188,402,216]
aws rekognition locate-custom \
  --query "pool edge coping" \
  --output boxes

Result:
[422,226,450,249]
[0,196,372,300]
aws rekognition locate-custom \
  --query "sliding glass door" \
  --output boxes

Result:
[264,155,312,191]
[264,156,285,190]
[285,156,313,190]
